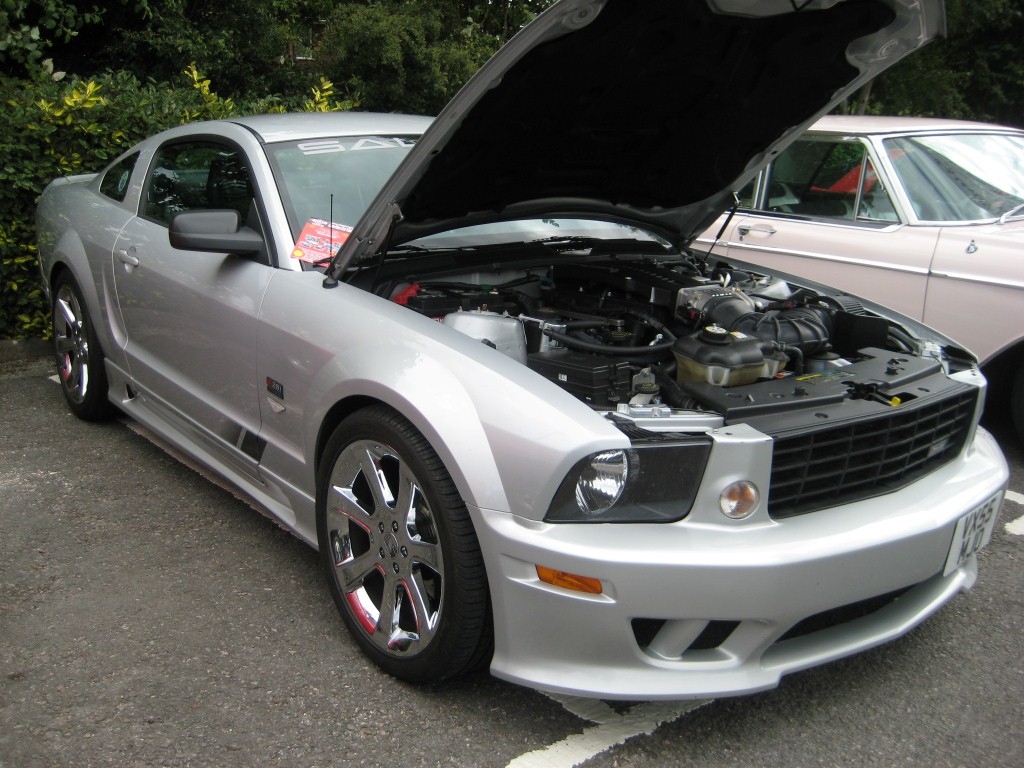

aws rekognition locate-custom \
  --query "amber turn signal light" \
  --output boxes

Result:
[536,565,603,594]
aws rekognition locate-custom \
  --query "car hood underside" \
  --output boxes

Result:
[332,0,943,270]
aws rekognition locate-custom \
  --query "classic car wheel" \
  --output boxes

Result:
[316,406,492,682]
[51,272,115,421]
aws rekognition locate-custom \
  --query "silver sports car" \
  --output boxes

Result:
[37,0,1007,700]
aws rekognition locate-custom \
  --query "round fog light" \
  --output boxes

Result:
[720,481,759,519]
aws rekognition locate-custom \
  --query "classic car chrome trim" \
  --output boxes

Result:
[930,270,1024,291]
[697,239,931,276]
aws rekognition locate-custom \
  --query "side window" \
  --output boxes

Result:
[735,178,757,209]
[853,157,899,223]
[758,138,897,223]
[143,141,254,226]
[99,152,139,202]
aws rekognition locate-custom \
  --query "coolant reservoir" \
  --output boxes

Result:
[673,325,765,387]
[443,310,528,364]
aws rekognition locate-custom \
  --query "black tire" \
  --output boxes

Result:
[51,271,116,421]
[1012,361,1024,446]
[316,405,492,683]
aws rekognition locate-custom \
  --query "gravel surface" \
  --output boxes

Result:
[3,353,1022,768]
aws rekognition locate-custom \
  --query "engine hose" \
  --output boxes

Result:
[563,319,606,330]
[542,328,675,358]
[621,310,678,341]
[888,326,917,353]
[782,344,805,375]
[653,367,692,409]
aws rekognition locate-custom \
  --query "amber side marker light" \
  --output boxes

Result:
[536,565,603,594]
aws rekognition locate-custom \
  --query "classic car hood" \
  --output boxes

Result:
[332,0,944,272]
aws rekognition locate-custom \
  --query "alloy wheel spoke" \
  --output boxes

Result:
[373,576,404,650]
[335,549,379,592]
[405,571,439,642]
[406,540,441,573]
[358,445,396,512]
[394,467,419,522]
[329,484,375,532]
[75,361,89,399]
[56,297,77,329]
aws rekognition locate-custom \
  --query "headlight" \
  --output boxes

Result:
[545,438,712,523]
[575,450,630,514]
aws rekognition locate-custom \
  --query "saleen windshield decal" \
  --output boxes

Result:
[296,137,416,156]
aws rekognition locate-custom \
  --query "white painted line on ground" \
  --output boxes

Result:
[506,695,711,768]
[1004,490,1024,535]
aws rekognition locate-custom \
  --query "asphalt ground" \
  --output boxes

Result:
[2,350,1022,768]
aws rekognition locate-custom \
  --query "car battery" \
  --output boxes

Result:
[528,349,632,406]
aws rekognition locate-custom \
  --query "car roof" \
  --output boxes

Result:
[225,112,433,144]
[809,114,1024,136]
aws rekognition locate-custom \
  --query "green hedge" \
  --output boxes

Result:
[0,64,351,340]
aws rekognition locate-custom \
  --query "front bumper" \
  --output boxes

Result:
[471,427,1007,700]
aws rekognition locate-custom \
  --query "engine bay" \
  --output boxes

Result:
[378,251,970,431]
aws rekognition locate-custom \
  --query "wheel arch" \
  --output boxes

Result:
[981,339,1024,443]
[305,362,513,518]
[41,229,122,361]
[982,340,1024,398]
[314,394,381,480]
[301,339,624,522]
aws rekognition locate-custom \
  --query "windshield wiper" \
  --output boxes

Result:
[531,235,674,256]
[998,202,1024,224]
[388,243,433,253]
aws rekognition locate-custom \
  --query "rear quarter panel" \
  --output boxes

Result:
[37,174,135,371]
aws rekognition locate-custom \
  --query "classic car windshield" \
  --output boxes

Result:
[884,133,1024,222]
[267,136,416,237]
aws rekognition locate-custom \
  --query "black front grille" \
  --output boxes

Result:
[768,390,976,519]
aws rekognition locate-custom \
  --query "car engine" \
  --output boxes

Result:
[388,253,972,433]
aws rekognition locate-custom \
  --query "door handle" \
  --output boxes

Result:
[737,224,777,240]
[117,249,140,267]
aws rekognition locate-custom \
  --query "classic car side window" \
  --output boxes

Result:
[143,141,254,226]
[99,152,140,203]
[757,137,897,224]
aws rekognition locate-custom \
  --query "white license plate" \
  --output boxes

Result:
[943,492,1003,575]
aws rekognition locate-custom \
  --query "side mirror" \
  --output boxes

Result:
[169,210,264,255]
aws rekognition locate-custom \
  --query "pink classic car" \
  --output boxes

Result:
[696,116,1024,441]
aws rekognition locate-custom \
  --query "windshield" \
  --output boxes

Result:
[266,136,416,238]
[883,132,1024,222]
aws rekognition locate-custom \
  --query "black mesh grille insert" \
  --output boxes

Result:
[777,587,912,642]
[768,390,976,519]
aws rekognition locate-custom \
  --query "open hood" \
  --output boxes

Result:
[331,0,944,273]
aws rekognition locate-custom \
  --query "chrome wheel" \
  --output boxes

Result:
[51,272,114,421]
[316,406,491,683]
[325,438,445,656]
[54,281,91,405]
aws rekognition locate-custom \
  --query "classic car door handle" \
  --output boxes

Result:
[737,224,777,239]
[116,248,140,267]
